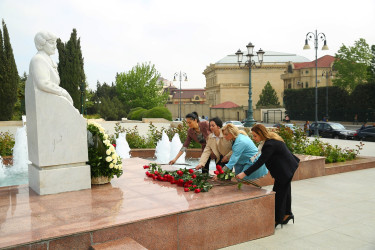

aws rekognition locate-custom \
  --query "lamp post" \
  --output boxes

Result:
[80,81,85,115]
[235,42,265,127]
[303,30,329,136]
[173,71,188,121]
[322,70,332,120]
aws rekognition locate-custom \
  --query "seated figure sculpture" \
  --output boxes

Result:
[25,31,90,195]
[29,32,74,105]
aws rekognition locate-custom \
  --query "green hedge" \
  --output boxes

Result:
[284,84,375,122]
[128,106,172,121]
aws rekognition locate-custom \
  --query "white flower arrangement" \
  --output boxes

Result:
[87,121,123,179]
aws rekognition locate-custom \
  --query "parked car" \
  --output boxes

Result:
[308,122,355,139]
[223,121,243,128]
[354,126,375,141]
[273,123,298,133]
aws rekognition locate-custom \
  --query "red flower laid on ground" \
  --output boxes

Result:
[143,163,213,193]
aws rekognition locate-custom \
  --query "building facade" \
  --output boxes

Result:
[203,51,309,110]
[281,55,335,90]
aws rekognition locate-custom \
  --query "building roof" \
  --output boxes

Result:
[168,88,205,99]
[211,101,240,109]
[293,55,335,69]
[216,51,310,64]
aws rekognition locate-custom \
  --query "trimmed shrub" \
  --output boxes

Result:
[128,108,147,120]
[143,106,172,121]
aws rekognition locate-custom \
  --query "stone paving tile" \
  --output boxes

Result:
[297,230,370,249]
[331,222,375,245]
[224,168,375,250]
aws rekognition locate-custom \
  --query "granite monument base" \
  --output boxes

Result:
[28,163,91,195]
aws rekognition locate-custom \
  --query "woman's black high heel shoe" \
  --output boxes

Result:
[282,214,294,225]
[275,222,283,228]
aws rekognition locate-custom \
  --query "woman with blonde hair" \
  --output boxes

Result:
[236,124,300,228]
[221,124,268,181]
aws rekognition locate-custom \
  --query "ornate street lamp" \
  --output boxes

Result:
[173,71,188,121]
[235,42,265,127]
[322,70,333,120]
[304,30,329,136]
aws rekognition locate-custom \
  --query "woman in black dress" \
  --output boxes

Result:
[236,124,300,228]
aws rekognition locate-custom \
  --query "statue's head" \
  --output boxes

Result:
[34,31,57,54]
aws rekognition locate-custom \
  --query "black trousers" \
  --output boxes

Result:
[272,178,292,224]
[202,157,211,174]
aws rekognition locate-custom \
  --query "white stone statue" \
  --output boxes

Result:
[30,32,74,105]
[25,31,90,195]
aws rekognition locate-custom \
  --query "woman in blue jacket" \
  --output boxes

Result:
[221,124,268,181]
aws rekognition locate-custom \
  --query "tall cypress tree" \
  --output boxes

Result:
[57,29,86,111]
[0,20,18,120]
[0,27,4,115]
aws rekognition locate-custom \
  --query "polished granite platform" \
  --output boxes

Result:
[0,158,275,249]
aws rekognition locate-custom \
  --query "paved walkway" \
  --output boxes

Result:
[223,167,375,250]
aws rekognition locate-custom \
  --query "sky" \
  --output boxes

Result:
[1,0,375,90]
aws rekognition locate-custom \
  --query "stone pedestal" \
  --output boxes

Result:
[28,164,91,195]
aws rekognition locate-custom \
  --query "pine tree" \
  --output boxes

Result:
[0,20,19,120]
[256,81,280,108]
[57,29,86,111]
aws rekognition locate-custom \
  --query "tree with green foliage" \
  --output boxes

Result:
[256,81,280,108]
[368,45,375,84]
[0,19,19,120]
[116,62,168,113]
[98,96,127,121]
[12,72,27,120]
[333,38,372,93]
[56,29,86,111]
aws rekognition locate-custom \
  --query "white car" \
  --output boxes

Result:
[223,121,243,128]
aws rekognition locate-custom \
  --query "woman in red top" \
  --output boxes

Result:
[169,112,211,173]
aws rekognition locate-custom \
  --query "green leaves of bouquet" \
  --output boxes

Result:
[214,165,235,180]
[87,122,123,179]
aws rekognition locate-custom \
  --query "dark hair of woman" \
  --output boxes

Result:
[186,112,200,122]
[209,117,223,128]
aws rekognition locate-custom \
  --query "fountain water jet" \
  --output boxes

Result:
[154,132,185,164]
[154,132,171,164]
[116,132,131,159]
[12,126,30,173]
[170,133,185,164]
[0,126,30,187]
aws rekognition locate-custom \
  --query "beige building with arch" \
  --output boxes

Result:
[203,51,309,121]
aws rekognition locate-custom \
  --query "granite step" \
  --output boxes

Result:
[90,237,147,250]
